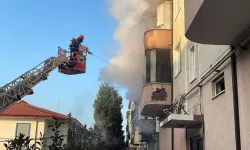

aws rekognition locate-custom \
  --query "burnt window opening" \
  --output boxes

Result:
[151,88,167,101]
[145,50,171,84]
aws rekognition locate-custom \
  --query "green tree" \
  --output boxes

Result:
[94,83,125,150]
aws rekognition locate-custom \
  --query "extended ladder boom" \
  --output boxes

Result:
[0,53,68,112]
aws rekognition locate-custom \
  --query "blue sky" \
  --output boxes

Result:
[0,0,129,129]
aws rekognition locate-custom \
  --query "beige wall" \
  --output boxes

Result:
[173,0,188,99]
[201,62,236,150]
[172,0,236,149]
[174,129,186,150]
[0,118,70,150]
[159,128,172,150]
[236,49,250,150]
[0,118,46,150]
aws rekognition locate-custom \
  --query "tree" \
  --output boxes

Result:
[94,83,125,150]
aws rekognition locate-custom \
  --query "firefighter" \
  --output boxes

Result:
[69,38,76,53]
[75,35,84,52]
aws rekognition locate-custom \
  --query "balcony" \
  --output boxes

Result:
[160,114,202,128]
[140,83,171,117]
[144,29,172,51]
[139,119,155,142]
[185,0,250,45]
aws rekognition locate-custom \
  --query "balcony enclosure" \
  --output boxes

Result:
[146,50,171,83]
[141,29,172,117]
[139,118,156,142]
[185,0,250,45]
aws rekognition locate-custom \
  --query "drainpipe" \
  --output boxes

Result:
[230,45,241,150]
[170,0,174,149]
[34,117,38,145]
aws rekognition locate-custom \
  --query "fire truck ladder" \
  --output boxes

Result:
[0,53,69,112]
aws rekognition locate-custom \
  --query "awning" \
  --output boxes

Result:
[160,114,201,128]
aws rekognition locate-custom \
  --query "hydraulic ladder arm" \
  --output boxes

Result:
[0,52,69,112]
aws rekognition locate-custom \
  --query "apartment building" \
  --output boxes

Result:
[134,0,250,150]
[127,100,160,150]
[139,0,173,150]
[127,101,141,150]
[158,0,250,150]
[182,1,250,150]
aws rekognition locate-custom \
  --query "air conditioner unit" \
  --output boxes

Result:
[157,1,172,29]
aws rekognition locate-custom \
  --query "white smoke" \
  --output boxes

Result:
[99,0,162,103]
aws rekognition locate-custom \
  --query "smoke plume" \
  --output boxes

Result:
[99,0,162,103]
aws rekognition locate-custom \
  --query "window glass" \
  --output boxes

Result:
[16,123,30,137]
[146,50,171,83]
[212,73,225,97]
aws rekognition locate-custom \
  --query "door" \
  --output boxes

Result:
[190,135,203,150]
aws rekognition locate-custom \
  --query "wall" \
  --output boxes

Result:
[172,0,234,149]
[173,0,188,99]
[201,62,236,150]
[0,118,45,150]
[236,48,250,150]
[184,0,204,33]
[159,128,172,150]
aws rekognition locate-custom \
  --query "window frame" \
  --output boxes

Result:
[145,50,171,83]
[212,73,225,98]
[175,41,181,77]
[189,44,196,83]
[15,123,31,137]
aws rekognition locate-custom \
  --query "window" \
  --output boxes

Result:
[190,135,203,150]
[146,50,171,83]
[174,0,181,20]
[175,42,181,76]
[189,45,196,82]
[15,123,31,137]
[212,73,225,97]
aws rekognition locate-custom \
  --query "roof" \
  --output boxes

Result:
[0,100,72,120]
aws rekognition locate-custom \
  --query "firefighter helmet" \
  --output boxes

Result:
[78,35,84,40]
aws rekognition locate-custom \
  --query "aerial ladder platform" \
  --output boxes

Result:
[0,45,89,112]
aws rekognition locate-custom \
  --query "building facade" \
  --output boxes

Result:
[183,1,250,150]
[127,101,141,150]
[130,0,250,150]
[0,100,86,150]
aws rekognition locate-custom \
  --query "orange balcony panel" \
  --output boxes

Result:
[144,29,172,51]
[141,83,171,117]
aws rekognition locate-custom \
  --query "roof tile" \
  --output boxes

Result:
[0,100,70,119]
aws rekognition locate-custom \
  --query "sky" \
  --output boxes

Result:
[0,0,129,129]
